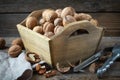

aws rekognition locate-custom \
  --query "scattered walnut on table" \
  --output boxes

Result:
[8,45,22,58]
[0,37,6,49]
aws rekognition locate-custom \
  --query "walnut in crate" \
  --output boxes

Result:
[8,45,22,57]
[44,32,54,38]
[78,13,92,21]
[90,19,98,26]
[54,26,64,35]
[55,9,62,18]
[54,18,63,26]
[42,9,58,22]
[0,37,6,49]
[12,38,24,49]
[26,16,38,29]
[33,26,43,34]
[63,15,76,26]
[43,22,54,33]
[74,13,81,21]
[61,7,75,18]
[39,18,46,25]
[24,7,99,38]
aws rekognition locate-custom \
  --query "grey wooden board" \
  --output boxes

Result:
[1,37,120,80]
[0,13,120,37]
[0,14,28,37]
[2,37,120,52]
[0,0,120,13]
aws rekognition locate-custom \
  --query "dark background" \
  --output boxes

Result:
[0,0,120,37]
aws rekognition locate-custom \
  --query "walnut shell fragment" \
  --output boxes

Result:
[56,63,70,73]
[89,63,96,73]
[44,70,57,78]
[25,52,41,63]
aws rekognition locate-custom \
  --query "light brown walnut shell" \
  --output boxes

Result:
[63,15,76,26]
[42,9,58,22]
[12,38,24,49]
[55,9,62,18]
[26,16,38,29]
[54,18,63,26]
[33,26,43,34]
[44,32,54,38]
[61,7,75,18]
[8,45,22,57]
[43,22,54,33]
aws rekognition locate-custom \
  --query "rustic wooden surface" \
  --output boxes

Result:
[0,0,120,13]
[0,13,120,37]
[0,0,120,37]
[1,37,120,80]
[0,1,120,80]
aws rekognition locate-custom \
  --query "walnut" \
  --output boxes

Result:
[54,18,63,26]
[61,7,75,18]
[0,37,6,49]
[55,9,62,17]
[44,32,54,38]
[8,45,22,57]
[43,22,54,33]
[42,9,58,22]
[33,26,43,34]
[12,38,24,49]
[90,19,98,26]
[78,13,92,21]
[26,16,38,29]
[39,18,46,25]
[63,15,76,26]
[54,26,64,35]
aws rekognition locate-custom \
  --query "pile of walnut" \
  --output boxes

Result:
[25,7,98,38]
[0,37,24,57]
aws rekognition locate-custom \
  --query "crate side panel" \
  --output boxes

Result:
[17,25,52,64]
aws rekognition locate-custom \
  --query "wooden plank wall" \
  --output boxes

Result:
[0,0,120,37]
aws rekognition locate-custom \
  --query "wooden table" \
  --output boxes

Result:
[0,1,120,80]
[2,37,120,80]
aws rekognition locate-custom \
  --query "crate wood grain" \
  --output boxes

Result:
[17,10,103,66]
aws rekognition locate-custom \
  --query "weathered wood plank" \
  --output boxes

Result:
[0,14,28,37]
[0,0,120,13]
[0,13,120,37]
[104,30,120,36]
[31,72,98,80]
[1,37,120,80]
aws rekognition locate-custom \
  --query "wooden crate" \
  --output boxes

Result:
[17,10,104,66]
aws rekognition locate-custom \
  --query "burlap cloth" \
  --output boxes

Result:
[0,51,33,80]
